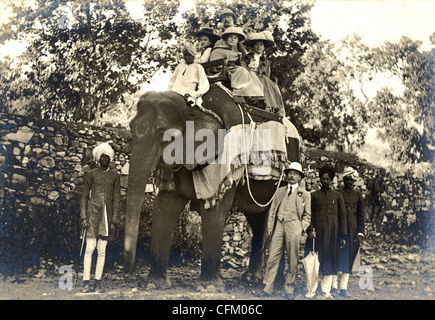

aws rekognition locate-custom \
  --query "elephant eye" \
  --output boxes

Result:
[135,121,149,138]
[156,126,167,136]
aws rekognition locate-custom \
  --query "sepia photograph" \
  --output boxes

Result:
[0,0,434,309]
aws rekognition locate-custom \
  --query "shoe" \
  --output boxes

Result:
[284,284,295,296]
[93,280,105,294]
[81,281,91,293]
[246,97,265,108]
[305,291,316,298]
[338,289,352,298]
[234,96,246,103]
[316,292,333,300]
[255,289,272,298]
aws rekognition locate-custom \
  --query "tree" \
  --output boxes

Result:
[288,33,434,165]
[368,36,434,163]
[182,0,317,90]
[289,39,367,150]
[1,0,318,125]
[0,0,182,122]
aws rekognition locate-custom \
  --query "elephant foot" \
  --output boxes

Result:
[146,274,172,290]
[196,277,225,293]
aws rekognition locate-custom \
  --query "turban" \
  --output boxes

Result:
[183,43,197,56]
[92,142,115,163]
[319,165,335,180]
[342,166,358,180]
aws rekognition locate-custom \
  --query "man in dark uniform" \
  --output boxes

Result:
[306,165,347,299]
[335,166,365,297]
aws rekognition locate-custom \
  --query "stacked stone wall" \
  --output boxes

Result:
[0,113,433,272]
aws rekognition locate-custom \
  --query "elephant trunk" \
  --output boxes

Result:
[123,142,155,273]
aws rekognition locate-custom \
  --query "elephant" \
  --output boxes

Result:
[123,86,299,290]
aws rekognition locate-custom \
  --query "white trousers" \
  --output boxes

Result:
[321,275,334,294]
[332,273,351,290]
[83,238,108,281]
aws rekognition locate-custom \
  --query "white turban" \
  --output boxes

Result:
[183,43,197,56]
[342,166,358,180]
[92,142,115,163]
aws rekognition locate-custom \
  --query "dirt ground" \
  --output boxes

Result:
[1,239,434,301]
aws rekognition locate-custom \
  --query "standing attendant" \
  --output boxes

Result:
[80,143,120,293]
[306,165,347,299]
[262,162,311,297]
[335,166,365,297]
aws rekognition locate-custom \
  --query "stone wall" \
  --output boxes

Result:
[0,113,433,272]
[0,113,132,272]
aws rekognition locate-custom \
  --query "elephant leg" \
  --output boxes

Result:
[198,186,237,290]
[243,211,268,284]
[148,190,189,288]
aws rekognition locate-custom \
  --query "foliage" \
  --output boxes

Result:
[368,37,435,163]
[289,39,367,150]
[1,1,432,164]
[290,33,434,164]
[0,0,182,122]
[183,0,317,82]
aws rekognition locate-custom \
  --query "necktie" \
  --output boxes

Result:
[288,187,293,197]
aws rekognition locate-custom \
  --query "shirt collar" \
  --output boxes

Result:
[287,183,298,193]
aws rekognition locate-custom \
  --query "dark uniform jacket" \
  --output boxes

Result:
[306,188,347,275]
[337,187,365,272]
[80,167,120,238]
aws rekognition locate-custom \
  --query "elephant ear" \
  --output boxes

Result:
[183,107,225,170]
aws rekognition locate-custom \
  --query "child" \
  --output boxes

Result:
[168,43,210,107]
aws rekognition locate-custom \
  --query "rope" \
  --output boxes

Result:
[237,103,284,208]
[215,80,284,207]
[194,103,224,127]
[214,81,233,98]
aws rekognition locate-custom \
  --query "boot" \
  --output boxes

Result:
[338,289,352,298]
[93,279,105,293]
[81,280,91,293]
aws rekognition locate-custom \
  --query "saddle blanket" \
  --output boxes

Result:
[192,121,288,208]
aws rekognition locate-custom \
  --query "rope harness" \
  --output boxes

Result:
[213,82,284,208]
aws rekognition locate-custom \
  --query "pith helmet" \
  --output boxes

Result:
[222,26,246,41]
[284,161,305,178]
[219,8,237,22]
[245,31,275,48]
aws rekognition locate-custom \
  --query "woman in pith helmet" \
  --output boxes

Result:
[209,27,265,102]
[244,31,285,116]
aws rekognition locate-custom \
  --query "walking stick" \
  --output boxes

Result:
[79,227,87,257]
